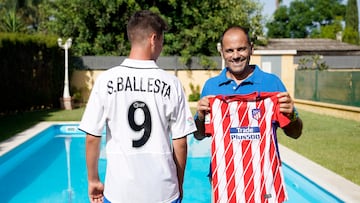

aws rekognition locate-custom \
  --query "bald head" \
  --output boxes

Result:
[220,26,251,47]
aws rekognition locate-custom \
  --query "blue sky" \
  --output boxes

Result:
[259,0,291,17]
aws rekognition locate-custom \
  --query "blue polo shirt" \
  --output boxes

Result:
[201,65,287,97]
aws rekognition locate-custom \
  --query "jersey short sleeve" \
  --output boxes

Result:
[169,81,197,139]
[78,73,107,136]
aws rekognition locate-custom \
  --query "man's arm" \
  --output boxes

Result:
[283,116,303,139]
[194,117,206,140]
[193,96,212,140]
[172,136,188,199]
[277,92,303,139]
[86,134,104,203]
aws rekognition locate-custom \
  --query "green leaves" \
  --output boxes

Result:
[266,0,347,39]
[344,0,359,44]
[38,0,264,59]
[0,9,27,33]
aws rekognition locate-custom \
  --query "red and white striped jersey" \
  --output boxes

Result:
[205,92,290,203]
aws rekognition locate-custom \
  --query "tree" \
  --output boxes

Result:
[0,9,27,32]
[275,0,282,9]
[38,0,264,59]
[266,0,346,38]
[0,0,43,33]
[17,0,44,32]
[38,0,134,56]
[343,0,359,44]
[266,6,290,38]
[162,0,263,62]
[312,16,343,39]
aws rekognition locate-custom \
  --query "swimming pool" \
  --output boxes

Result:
[0,124,344,203]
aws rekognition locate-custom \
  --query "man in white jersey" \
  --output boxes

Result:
[194,26,303,203]
[79,10,197,203]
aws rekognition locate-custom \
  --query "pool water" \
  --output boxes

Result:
[0,124,344,203]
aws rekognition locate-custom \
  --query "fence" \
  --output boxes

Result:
[295,70,360,107]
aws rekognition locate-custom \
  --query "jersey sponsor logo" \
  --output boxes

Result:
[229,126,261,140]
[186,116,195,126]
[107,76,171,99]
[264,193,272,199]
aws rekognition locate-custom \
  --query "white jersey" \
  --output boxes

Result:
[79,59,197,203]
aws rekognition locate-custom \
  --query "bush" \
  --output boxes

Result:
[188,83,200,101]
[0,33,65,114]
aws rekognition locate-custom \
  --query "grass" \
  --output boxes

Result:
[0,108,85,141]
[0,107,359,186]
[277,109,360,186]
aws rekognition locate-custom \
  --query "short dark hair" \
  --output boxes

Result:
[220,25,251,46]
[127,10,168,43]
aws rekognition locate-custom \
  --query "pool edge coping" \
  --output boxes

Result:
[279,145,360,202]
[1,121,360,202]
[0,121,79,157]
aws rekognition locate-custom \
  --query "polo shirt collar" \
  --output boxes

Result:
[121,58,159,68]
[218,65,263,86]
[218,68,232,86]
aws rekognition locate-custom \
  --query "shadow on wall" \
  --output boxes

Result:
[70,57,93,107]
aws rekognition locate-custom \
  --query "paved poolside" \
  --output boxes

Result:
[1,121,360,202]
[280,145,360,202]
